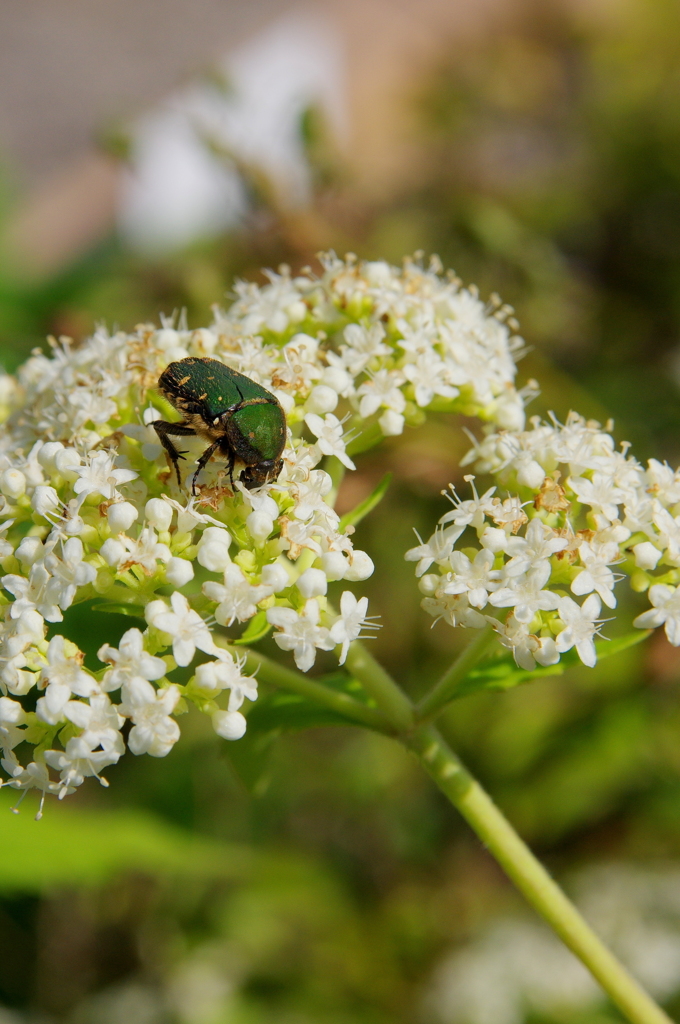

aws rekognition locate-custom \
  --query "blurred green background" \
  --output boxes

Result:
[3,1,680,1022]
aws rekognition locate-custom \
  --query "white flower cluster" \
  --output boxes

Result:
[409,411,680,670]
[0,253,528,810]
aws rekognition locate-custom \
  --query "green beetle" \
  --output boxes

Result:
[153,357,286,494]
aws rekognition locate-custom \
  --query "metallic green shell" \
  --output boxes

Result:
[230,401,286,463]
[158,357,278,421]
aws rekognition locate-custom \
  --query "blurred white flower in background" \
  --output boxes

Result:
[424,863,680,1024]
[119,11,346,250]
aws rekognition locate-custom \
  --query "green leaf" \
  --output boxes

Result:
[233,609,272,645]
[247,691,363,733]
[0,792,253,892]
[223,690,367,796]
[339,472,392,531]
[453,629,651,700]
[91,602,147,619]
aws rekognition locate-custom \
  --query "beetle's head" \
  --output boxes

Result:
[240,458,283,490]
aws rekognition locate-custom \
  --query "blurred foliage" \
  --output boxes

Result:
[3,1,680,1022]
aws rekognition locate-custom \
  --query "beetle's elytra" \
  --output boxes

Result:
[153,357,286,494]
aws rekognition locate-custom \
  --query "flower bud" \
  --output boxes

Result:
[516,459,546,490]
[418,574,439,596]
[296,567,327,598]
[633,541,661,571]
[197,527,232,572]
[364,261,392,285]
[165,557,194,587]
[31,485,60,517]
[16,536,44,565]
[54,447,81,481]
[100,538,125,568]
[321,551,348,581]
[480,527,507,553]
[344,550,374,581]
[246,510,274,545]
[37,441,64,471]
[322,366,352,395]
[379,410,405,437]
[1,469,25,499]
[0,696,26,725]
[145,498,173,532]
[272,388,296,415]
[191,327,217,354]
[306,385,338,415]
[212,709,247,740]
[261,562,290,592]
[107,501,139,533]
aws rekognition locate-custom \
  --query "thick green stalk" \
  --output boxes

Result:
[346,642,671,1024]
[235,645,392,733]
[416,624,496,722]
[343,640,415,733]
[408,725,672,1024]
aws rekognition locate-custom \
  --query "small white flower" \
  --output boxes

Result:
[489,564,560,624]
[571,541,621,609]
[98,627,167,692]
[45,738,120,794]
[203,563,271,627]
[329,591,380,664]
[292,470,335,522]
[73,451,137,501]
[146,593,218,667]
[504,518,568,577]
[491,615,560,671]
[120,680,181,757]
[357,369,406,419]
[117,528,172,575]
[634,584,680,645]
[2,562,63,622]
[405,527,460,577]
[64,694,125,755]
[37,635,100,725]
[194,653,257,710]
[444,549,501,609]
[267,599,334,671]
[555,594,604,668]
[45,537,97,611]
[569,473,624,523]
[304,413,356,470]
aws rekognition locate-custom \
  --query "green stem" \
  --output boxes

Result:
[345,644,671,1024]
[343,640,415,733]
[416,624,496,723]
[408,725,672,1024]
[233,644,392,733]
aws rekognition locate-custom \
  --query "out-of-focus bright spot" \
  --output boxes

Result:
[118,10,346,252]
[423,862,680,1023]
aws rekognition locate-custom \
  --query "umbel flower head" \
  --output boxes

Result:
[408,412,680,671]
[0,253,529,810]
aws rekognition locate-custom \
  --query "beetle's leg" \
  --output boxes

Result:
[153,420,196,488]
[227,450,236,490]
[192,440,222,496]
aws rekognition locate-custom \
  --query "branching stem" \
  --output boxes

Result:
[416,624,496,722]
